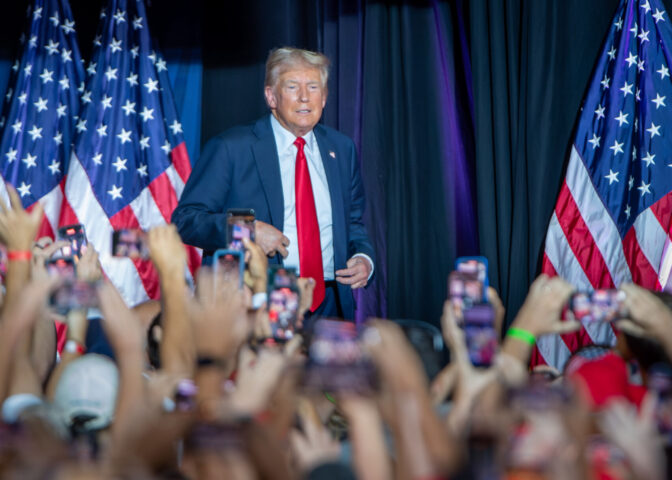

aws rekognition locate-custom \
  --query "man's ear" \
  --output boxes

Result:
[264,86,277,109]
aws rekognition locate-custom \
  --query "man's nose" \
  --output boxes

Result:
[298,86,309,101]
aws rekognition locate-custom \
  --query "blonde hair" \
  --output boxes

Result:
[265,47,330,88]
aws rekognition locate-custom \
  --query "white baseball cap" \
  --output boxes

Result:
[53,354,119,432]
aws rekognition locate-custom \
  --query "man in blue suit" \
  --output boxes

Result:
[172,47,374,320]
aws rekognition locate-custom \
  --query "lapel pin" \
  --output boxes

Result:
[329,151,336,158]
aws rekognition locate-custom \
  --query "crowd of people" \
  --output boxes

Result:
[0,183,671,479]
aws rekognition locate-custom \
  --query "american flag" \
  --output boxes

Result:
[0,0,85,238]
[59,0,199,306]
[534,0,672,369]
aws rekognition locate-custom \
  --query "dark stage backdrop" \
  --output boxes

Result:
[469,0,672,326]
[202,0,478,324]
[1,0,665,327]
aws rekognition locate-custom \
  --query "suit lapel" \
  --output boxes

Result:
[252,117,284,231]
[314,125,346,267]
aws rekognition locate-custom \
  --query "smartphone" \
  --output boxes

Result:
[461,304,497,367]
[213,249,244,288]
[569,289,626,322]
[57,224,87,259]
[647,364,672,444]
[46,257,98,312]
[456,256,489,301]
[226,208,255,251]
[268,266,300,341]
[448,270,483,312]
[303,319,379,394]
[111,229,149,260]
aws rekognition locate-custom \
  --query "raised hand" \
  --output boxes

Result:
[0,184,43,251]
[148,224,187,276]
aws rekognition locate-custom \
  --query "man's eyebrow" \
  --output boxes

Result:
[283,79,320,85]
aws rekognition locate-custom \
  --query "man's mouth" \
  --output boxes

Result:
[296,109,311,114]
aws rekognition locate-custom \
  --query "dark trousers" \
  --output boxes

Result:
[303,280,345,332]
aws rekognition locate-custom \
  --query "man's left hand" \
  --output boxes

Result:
[335,256,371,289]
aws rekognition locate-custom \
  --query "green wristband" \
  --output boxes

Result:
[506,327,536,346]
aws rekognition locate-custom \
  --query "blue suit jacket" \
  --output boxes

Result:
[172,116,374,319]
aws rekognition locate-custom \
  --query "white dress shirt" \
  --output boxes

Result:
[271,114,335,280]
[270,115,374,282]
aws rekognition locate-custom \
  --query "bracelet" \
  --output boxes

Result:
[64,339,86,355]
[7,250,31,261]
[251,292,267,310]
[506,327,536,346]
[196,356,228,370]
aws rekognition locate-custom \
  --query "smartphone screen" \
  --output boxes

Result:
[226,209,255,251]
[57,224,87,259]
[46,257,98,312]
[448,270,483,313]
[456,256,489,301]
[213,249,244,289]
[268,266,299,340]
[50,281,98,312]
[648,364,672,444]
[461,304,497,367]
[111,229,149,260]
[303,319,378,394]
[569,289,626,322]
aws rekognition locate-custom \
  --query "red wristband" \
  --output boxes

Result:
[7,250,32,261]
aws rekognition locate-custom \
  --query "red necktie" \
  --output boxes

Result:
[294,137,325,311]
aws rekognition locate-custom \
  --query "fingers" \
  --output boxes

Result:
[614,319,648,337]
[29,201,44,222]
[551,320,582,334]
[335,263,368,287]
[0,188,8,214]
[284,333,303,356]
[335,273,364,286]
[237,345,256,371]
[5,184,21,211]
[335,266,357,277]
[278,244,289,258]
[621,283,652,315]
[39,240,70,259]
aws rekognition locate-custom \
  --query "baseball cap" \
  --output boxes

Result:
[566,351,645,409]
[53,354,119,432]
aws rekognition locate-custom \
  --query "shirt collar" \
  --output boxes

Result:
[269,114,317,155]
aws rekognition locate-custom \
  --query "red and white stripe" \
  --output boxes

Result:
[536,145,670,370]
[59,143,200,307]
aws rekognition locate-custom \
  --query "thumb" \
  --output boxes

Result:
[30,201,44,223]
[551,320,582,334]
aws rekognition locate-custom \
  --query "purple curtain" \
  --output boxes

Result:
[318,0,478,325]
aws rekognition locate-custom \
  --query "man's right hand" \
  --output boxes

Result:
[255,220,290,258]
